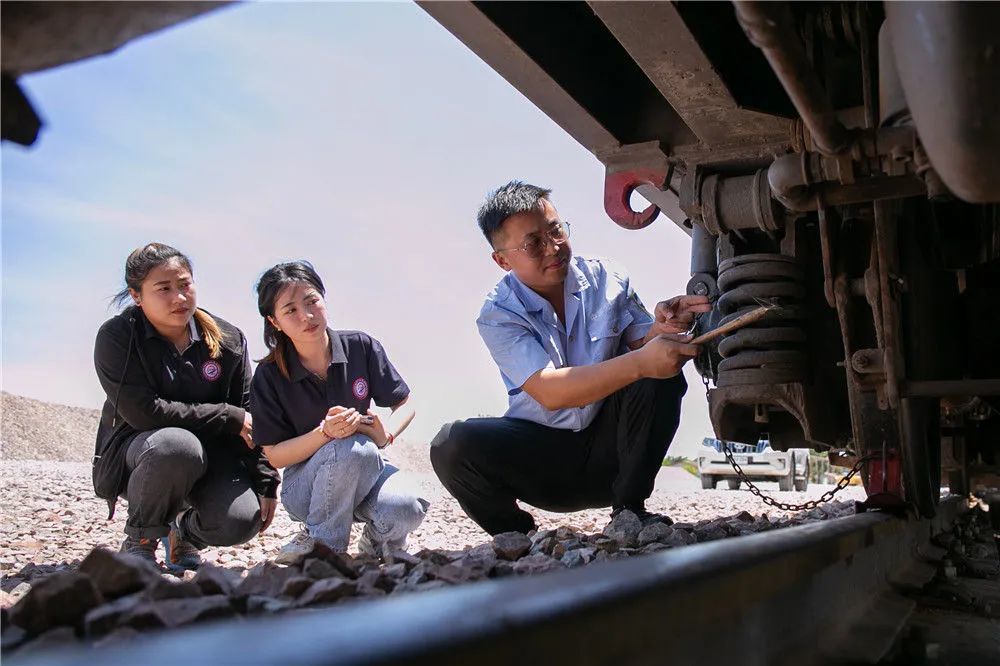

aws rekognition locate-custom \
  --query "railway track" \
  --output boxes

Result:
[24,495,998,666]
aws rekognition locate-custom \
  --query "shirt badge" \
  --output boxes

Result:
[352,377,369,400]
[201,360,222,382]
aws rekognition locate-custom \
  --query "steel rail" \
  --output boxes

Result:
[27,498,963,666]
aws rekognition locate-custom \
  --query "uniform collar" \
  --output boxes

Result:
[288,328,348,383]
[509,256,590,313]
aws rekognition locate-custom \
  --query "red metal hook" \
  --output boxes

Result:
[603,168,667,230]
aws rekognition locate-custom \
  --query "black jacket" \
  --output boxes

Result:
[93,306,279,514]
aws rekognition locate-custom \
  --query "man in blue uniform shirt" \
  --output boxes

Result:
[431,181,710,535]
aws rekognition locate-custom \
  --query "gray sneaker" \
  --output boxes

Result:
[274,528,315,565]
[357,525,406,560]
[120,535,158,565]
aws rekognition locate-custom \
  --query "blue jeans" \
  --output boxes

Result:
[280,435,429,551]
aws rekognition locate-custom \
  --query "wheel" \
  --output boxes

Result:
[778,464,794,491]
[794,454,809,491]
[727,479,742,490]
[701,475,716,489]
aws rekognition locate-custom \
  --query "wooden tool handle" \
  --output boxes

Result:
[689,305,774,345]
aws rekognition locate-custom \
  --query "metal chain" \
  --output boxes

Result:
[701,375,868,512]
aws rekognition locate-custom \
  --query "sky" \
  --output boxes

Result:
[1,2,711,456]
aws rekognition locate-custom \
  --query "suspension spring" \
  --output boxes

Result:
[715,253,808,387]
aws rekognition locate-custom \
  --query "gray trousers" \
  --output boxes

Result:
[280,435,429,552]
[124,427,262,548]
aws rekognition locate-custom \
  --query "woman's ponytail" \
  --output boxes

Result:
[193,308,224,359]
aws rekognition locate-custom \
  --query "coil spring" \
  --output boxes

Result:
[715,253,807,387]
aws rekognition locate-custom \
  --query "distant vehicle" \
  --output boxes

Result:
[698,438,809,492]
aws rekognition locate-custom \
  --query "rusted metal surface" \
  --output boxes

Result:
[733,2,852,155]
[588,1,790,148]
[884,2,1000,203]
[603,169,666,230]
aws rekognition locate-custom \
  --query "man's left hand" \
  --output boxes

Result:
[647,295,712,338]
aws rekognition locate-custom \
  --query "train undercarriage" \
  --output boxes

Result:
[418,1,1000,516]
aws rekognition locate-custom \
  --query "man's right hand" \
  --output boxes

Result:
[636,334,700,378]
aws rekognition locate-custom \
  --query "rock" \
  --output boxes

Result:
[511,553,566,576]
[412,580,449,593]
[530,529,556,545]
[356,570,395,595]
[8,626,76,658]
[663,530,697,547]
[551,542,567,559]
[245,596,292,615]
[603,510,641,547]
[593,537,619,553]
[555,527,578,541]
[463,542,497,561]
[144,578,203,601]
[693,524,728,543]
[278,576,315,599]
[302,558,341,580]
[639,513,674,528]
[9,582,31,600]
[84,593,144,637]
[114,602,167,632]
[296,578,357,608]
[192,565,237,596]
[153,595,235,626]
[404,562,432,586]
[492,532,531,561]
[561,548,595,568]
[637,522,674,547]
[234,563,302,599]
[415,549,454,566]
[9,571,102,635]
[382,563,407,580]
[78,548,161,600]
[384,550,422,571]
[530,536,557,556]
[640,543,670,554]
[491,561,515,578]
[734,511,755,523]
[299,542,359,578]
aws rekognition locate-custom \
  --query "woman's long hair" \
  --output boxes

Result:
[256,261,326,379]
[112,242,223,359]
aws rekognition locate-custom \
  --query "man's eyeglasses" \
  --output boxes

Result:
[495,222,572,259]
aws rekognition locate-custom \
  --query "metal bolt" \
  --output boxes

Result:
[692,282,709,296]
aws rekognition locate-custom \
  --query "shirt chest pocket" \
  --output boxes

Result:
[587,306,634,361]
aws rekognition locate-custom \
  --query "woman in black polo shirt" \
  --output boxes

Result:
[249,261,428,561]
[93,243,279,571]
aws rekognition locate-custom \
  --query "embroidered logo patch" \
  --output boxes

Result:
[201,360,222,382]
[352,377,369,400]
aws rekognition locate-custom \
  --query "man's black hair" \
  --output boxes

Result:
[476,180,552,246]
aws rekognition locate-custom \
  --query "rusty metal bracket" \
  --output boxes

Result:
[603,167,669,230]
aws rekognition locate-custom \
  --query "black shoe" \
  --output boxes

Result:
[611,506,674,527]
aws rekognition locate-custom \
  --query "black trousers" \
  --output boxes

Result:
[430,375,686,535]
[124,427,262,548]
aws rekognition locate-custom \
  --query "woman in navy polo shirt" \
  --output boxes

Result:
[249,261,428,561]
